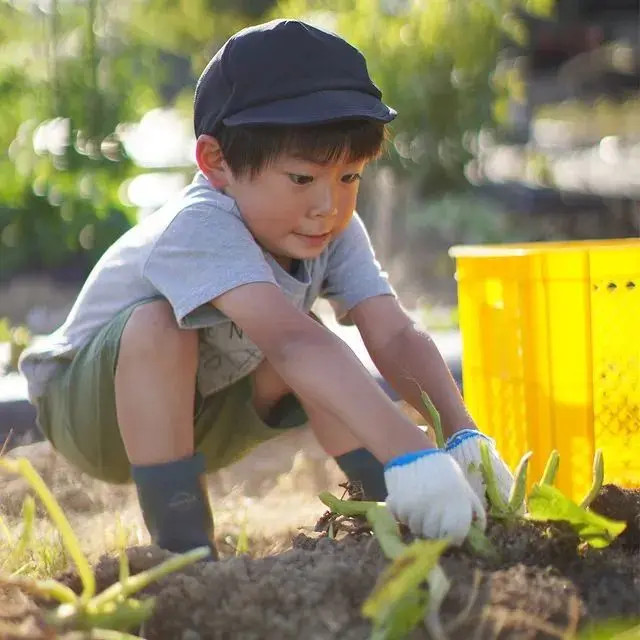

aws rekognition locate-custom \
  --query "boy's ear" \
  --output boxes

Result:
[195,135,232,189]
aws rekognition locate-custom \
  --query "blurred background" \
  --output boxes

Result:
[0,0,638,565]
[0,0,638,337]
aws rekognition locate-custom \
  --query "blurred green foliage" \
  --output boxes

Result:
[0,0,553,283]
[0,0,152,281]
[274,0,553,197]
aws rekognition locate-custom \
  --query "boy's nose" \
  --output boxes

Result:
[311,188,338,218]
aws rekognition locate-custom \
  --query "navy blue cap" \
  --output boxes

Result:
[193,19,397,137]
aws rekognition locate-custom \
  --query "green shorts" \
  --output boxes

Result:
[34,300,308,484]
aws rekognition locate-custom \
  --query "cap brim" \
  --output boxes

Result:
[222,89,397,126]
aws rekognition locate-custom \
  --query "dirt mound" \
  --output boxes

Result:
[0,430,343,559]
[2,433,639,640]
[41,486,640,640]
[590,484,640,549]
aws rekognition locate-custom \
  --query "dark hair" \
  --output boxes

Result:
[214,119,387,177]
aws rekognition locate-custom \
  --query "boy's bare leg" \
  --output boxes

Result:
[114,300,215,557]
[115,300,198,465]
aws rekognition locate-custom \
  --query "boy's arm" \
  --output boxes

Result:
[211,281,433,463]
[214,281,488,544]
[350,294,516,508]
[348,295,476,439]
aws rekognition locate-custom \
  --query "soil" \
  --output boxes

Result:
[590,484,640,550]
[1,438,639,640]
[2,484,637,640]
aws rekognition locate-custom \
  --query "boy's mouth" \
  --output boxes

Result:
[293,231,332,246]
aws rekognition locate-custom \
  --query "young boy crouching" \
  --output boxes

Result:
[20,19,514,559]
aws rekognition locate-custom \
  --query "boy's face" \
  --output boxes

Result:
[223,153,367,268]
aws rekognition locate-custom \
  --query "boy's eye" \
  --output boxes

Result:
[342,173,362,184]
[288,174,313,185]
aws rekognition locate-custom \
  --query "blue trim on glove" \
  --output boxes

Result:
[384,448,444,471]
[445,428,492,451]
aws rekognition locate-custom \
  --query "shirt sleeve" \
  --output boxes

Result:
[143,205,277,328]
[321,212,395,319]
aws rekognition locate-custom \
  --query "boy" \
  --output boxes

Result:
[19,19,515,560]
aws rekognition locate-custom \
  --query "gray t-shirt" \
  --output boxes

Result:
[19,171,395,401]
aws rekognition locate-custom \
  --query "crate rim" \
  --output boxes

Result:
[449,237,640,259]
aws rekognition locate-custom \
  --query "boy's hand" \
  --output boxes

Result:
[445,429,514,509]
[384,449,486,545]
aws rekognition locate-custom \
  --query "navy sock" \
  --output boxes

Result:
[131,452,217,560]
[334,447,387,501]
[264,393,299,427]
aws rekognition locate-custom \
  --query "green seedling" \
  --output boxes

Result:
[479,445,565,520]
[363,539,450,640]
[478,441,533,519]
[1,493,36,574]
[539,449,560,486]
[524,448,617,549]
[419,389,445,449]
[578,618,640,639]
[0,456,209,637]
[318,492,451,640]
[527,483,626,549]
[477,440,507,514]
[507,449,533,513]
[318,492,405,559]
[224,514,250,557]
[235,520,250,556]
[580,449,604,510]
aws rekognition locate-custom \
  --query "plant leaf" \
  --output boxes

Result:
[78,597,156,632]
[527,484,626,548]
[508,450,532,513]
[419,390,445,449]
[580,449,604,509]
[466,524,500,561]
[369,588,429,640]
[318,492,405,560]
[0,457,96,601]
[362,539,449,626]
[366,505,406,560]
[578,618,640,639]
[479,441,508,515]
[525,0,555,18]
[539,450,560,487]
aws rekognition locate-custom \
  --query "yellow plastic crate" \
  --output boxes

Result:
[449,238,640,501]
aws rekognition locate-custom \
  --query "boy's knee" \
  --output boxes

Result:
[120,299,197,357]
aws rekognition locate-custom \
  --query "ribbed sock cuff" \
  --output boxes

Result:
[132,453,216,559]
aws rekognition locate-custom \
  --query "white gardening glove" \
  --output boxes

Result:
[445,429,515,510]
[383,449,486,545]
